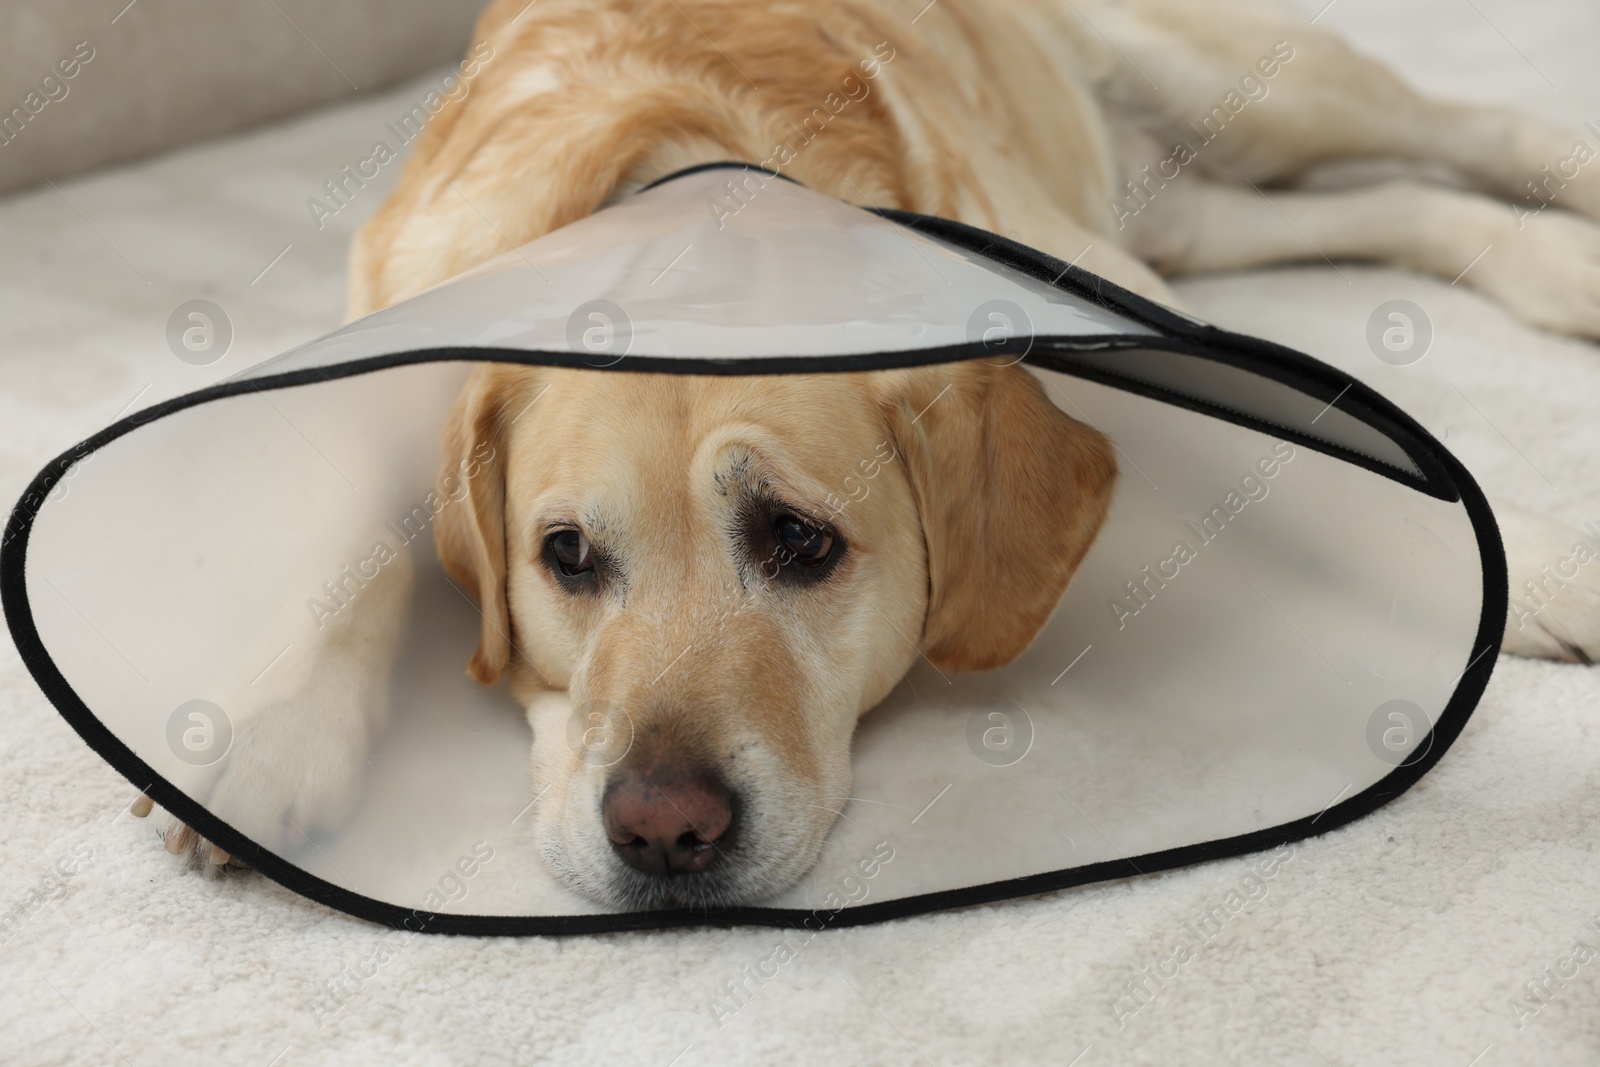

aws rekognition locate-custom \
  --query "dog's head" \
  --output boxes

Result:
[434,360,1115,908]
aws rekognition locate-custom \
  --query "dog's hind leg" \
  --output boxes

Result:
[1082,1,1600,335]
[1119,176,1600,339]
[1495,501,1600,663]
[1097,0,1600,216]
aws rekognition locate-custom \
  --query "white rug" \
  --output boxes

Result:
[2,1,1598,1063]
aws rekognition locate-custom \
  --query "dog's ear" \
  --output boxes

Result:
[435,366,525,685]
[877,361,1117,672]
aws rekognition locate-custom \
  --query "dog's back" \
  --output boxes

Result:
[347,0,1134,316]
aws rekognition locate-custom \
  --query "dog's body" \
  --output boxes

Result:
[149,0,1600,905]
[349,0,1600,337]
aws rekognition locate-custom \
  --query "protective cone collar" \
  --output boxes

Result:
[2,163,1504,935]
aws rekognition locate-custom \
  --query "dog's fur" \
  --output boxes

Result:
[149,0,1600,905]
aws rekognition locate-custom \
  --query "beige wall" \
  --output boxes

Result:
[0,0,485,195]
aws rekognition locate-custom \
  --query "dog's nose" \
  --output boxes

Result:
[602,767,733,876]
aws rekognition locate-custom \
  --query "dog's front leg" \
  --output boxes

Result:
[134,549,415,864]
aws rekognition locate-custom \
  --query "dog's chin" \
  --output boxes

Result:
[598,857,769,911]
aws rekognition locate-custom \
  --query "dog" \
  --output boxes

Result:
[143,0,1600,908]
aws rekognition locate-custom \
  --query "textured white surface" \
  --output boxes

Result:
[2,1,1599,1063]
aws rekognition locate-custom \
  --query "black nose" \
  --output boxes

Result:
[602,766,734,876]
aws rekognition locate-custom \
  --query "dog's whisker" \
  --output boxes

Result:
[805,803,852,822]
[841,797,916,812]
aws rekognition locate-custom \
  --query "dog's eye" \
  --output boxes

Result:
[774,514,834,566]
[548,529,593,576]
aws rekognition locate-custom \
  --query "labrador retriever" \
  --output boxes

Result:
[143,0,1600,908]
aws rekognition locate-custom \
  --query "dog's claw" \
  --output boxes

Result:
[129,793,154,818]
[159,820,231,867]
[163,822,196,855]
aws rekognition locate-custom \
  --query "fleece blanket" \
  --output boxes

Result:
[1,0,1597,1062]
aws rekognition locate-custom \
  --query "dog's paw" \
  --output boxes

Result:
[132,695,369,863]
[200,702,368,855]
[1472,210,1600,339]
[129,793,235,869]
[1498,504,1600,663]
[1536,153,1600,230]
